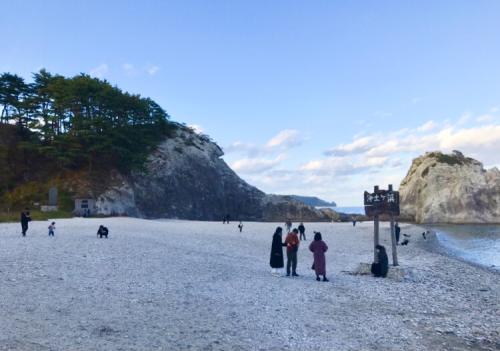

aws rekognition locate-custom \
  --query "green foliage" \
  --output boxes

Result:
[427,152,466,166]
[0,210,74,223]
[0,69,177,209]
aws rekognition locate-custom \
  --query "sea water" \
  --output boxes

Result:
[432,225,500,271]
[318,206,365,214]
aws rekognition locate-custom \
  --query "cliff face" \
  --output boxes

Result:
[94,127,335,221]
[399,151,500,224]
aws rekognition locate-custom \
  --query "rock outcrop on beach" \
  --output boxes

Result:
[95,126,336,221]
[399,151,500,223]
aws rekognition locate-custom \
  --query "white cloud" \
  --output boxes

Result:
[224,129,305,156]
[122,63,135,75]
[417,120,437,132]
[476,114,494,123]
[412,97,422,104]
[324,136,373,156]
[458,113,471,125]
[230,154,287,174]
[266,129,302,149]
[89,63,109,78]
[146,65,160,76]
[225,109,500,205]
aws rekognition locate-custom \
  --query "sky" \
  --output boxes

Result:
[2,0,500,205]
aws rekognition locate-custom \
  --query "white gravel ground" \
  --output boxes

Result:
[0,218,498,351]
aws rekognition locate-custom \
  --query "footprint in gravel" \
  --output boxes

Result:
[93,326,119,337]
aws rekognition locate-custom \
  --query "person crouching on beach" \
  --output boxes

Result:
[270,227,286,275]
[309,231,329,281]
[48,222,56,236]
[371,245,389,278]
[285,228,300,277]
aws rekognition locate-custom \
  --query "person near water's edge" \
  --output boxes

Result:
[309,231,329,281]
[20,208,32,237]
[298,222,306,241]
[371,245,389,278]
[238,221,243,232]
[285,228,300,277]
[395,222,401,244]
[270,227,287,275]
[285,219,292,233]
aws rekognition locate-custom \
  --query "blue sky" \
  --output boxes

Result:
[2,1,500,205]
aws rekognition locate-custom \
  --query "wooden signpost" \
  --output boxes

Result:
[364,184,400,266]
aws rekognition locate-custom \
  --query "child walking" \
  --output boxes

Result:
[48,222,56,236]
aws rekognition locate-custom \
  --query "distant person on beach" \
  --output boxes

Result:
[285,219,292,233]
[48,222,55,236]
[298,222,306,240]
[20,208,32,237]
[226,214,230,224]
[309,231,329,281]
[395,222,401,244]
[238,221,243,232]
[97,225,109,238]
[422,230,430,240]
[352,218,357,227]
[371,245,389,278]
[270,227,286,275]
[285,228,300,277]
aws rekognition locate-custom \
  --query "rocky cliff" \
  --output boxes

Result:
[94,126,336,221]
[399,151,500,223]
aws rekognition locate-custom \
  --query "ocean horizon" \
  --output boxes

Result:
[317,206,365,215]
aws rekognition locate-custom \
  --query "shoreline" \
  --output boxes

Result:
[419,228,500,275]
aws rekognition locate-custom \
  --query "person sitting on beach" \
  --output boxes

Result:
[371,245,389,278]
[309,231,329,282]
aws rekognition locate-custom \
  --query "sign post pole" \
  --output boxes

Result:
[388,184,399,266]
[373,185,379,262]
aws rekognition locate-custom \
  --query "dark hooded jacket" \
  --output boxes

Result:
[270,232,286,268]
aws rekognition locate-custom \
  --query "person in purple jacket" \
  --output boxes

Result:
[309,231,329,282]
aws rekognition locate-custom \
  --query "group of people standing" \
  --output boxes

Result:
[270,221,329,282]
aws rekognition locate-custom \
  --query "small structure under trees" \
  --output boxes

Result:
[74,198,95,217]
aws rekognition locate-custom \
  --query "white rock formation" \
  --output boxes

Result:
[399,151,500,223]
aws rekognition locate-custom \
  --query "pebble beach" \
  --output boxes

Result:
[0,218,498,350]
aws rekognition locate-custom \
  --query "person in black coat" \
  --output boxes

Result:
[20,208,32,237]
[97,225,109,238]
[371,245,389,278]
[270,227,286,275]
[395,222,401,244]
[298,222,306,240]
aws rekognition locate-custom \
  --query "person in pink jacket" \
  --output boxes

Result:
[309,231,329,282]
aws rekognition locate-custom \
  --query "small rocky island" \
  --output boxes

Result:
[399,150,500,224]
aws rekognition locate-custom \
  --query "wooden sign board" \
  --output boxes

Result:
[364,189,400,216]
